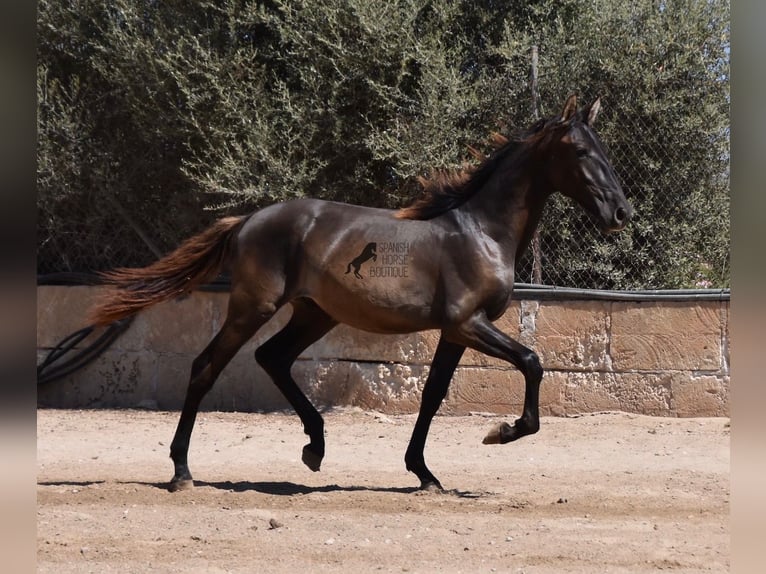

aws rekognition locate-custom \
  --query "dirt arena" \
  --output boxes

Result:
[37,408,729,573]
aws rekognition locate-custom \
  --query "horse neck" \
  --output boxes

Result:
[458,157,552,264]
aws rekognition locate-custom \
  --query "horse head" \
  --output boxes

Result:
[543,95,633,233]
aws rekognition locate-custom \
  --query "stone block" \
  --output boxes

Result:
[292,360,429,413]
[609,372,673,416]
[37,286,102,347]
[151,347,294,412]
[461,303,522,367]
[37,349,157,409]
[611,301,722,371]
[447,366,562,416]
[134,292,217,354]
[532,301,611,371]
[305,326,439,364]
[670,372,730,417]
[519,300,539,348]
[449,367,525,414]
[119,292,290,355]
[558,371,621,414]
[557,371,675,416]
[539,371,566,416]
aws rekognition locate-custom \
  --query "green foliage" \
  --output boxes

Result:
[37,0,729,288]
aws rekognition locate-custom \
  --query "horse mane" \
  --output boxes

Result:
[396,121,548,220]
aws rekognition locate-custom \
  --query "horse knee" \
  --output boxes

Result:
[523,351,543,384]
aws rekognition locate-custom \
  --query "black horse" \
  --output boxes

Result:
[91,96,632,491]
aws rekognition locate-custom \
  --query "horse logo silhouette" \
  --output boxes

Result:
[345,242,377,279]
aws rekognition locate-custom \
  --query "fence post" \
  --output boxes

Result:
[530,45,543,284]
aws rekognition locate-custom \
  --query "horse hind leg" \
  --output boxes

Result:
[168,296,275,491]
[254,298,338,472]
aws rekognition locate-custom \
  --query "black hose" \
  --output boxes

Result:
[37,317,133,386]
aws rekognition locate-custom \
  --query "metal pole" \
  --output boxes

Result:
[530,45,543,284]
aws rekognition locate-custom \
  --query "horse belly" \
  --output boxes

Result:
[300,249,439,334]
[313,290,436,334]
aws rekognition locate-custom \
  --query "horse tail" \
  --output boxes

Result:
[89,216,248,326]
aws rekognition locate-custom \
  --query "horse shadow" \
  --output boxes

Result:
[38,479,489,498]
[179,480,489,498]
[192,480,416,495]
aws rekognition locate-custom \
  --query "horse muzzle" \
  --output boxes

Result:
[613,205,631,229]
[601,204,633,233]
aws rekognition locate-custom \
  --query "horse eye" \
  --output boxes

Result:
[575,147,589,158]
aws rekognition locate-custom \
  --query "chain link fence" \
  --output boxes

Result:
[516,113,729,290]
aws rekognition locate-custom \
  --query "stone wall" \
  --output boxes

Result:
[37,286,730,417]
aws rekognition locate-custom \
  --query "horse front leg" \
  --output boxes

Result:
[404,337,465,490]
[446,312,543,445]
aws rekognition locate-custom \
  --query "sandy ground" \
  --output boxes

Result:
[37,408,729,573]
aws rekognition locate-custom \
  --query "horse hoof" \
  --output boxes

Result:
[302,444,323,472]
[168,478,194,492]
[419,480,444,493]
[482,422,512,444]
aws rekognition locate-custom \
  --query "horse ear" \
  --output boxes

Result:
[560,94,578,122]
[585,97,601,126]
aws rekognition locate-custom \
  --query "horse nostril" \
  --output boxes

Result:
[614,207,627,225]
